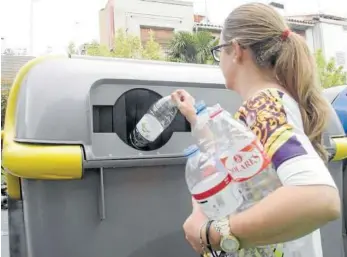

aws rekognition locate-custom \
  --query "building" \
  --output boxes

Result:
[286,14,347,71]
[99,0,347,71]
[99,0,115,50]
[1,55,35,89]
[99,0,194,49]
[193,16,222,39]
[269,2,347,70]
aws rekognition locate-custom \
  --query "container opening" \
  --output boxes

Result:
[93,88,191,151]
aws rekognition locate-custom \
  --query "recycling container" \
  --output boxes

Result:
[2,55,346,257]
[323,85,347,256]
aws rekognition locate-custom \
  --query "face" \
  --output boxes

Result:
[218,35,238,90]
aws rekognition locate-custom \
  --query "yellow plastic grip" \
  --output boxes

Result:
[332,137,347,161]
[2,55,83,199]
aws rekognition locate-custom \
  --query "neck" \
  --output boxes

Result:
[233,69,283,101]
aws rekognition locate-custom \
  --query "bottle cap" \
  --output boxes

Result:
[183,144,200,157]
[194,100,207,115]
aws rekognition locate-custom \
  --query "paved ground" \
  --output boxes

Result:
[2,210,9,257]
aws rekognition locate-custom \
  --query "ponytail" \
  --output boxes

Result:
[274,32,330,161]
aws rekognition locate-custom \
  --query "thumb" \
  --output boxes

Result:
[192,197,201,211]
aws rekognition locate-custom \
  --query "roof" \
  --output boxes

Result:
[286,13,347,22]
[286,17,316,25]
[193,12,346,30]
[194,18,314,31]
[193,22,223,30]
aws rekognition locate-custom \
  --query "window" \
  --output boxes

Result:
[140,26,174,47]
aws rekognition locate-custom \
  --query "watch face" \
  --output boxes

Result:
[220,236,239,253]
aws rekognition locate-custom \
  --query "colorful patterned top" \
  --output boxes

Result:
[233,88,336,257]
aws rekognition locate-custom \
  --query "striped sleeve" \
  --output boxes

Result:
[235,89,336,188]
[234,89,307,170]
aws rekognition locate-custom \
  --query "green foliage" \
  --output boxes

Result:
[84,29,163,60]
[85,40,111,57]
[142,30,162,61]
[67,41,77,55]
[111,30,143,58]
[1,89,9,129]
[167,31,217,64]
[314,49,347,88]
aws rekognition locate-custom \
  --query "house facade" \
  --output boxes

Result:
[287,14,347,71]
[99,0,347,71]
[99,0,194,49]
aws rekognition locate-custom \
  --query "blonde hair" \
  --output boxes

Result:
[222,3,330,161]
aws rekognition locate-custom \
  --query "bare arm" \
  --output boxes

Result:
[209,185,340,248]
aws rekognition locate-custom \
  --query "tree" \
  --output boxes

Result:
[111,29,143,58]
[67,41,77,55]
[167,31,217,64]
[314,49,347,88]
[83,29,163,60]
[3,48,15,56]
[1,89,9,128]
[142,30,162,61]
[85,40,111,57]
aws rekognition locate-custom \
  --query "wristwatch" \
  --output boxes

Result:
[212,217,240,253]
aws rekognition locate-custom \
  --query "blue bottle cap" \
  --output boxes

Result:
[195,100,207,115]
[183,144,200,157]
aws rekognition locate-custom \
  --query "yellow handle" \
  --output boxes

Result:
[332,137,347,161]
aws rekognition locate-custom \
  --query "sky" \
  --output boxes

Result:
[1,0,346,55]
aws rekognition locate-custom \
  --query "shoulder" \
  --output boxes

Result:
[234,89,336,188]
[234,89,294,145]
[234,89,308,169]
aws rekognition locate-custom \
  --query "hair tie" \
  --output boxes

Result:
[281,29,291,41]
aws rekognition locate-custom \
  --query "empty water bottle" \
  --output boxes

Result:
[184,144,243,220]
[129,95,178,149]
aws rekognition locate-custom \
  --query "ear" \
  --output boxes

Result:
[231,40,244,63]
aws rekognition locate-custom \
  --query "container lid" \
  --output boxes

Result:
[194,100,207,115]
[183,144,200,157]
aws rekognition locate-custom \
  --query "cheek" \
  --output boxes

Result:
[220,53,235,89]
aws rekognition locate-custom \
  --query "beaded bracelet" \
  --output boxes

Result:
[199,220,209,257]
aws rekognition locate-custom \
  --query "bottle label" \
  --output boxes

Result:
[220,140,271,182]
[192,173,242,218]
[136,114,164,142]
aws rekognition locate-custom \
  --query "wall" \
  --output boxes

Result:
[320,22,347,71]
[112,0,194,38]
[140,26,174,49]
[305,28,315,52]
[1,55,35,88]
[99,0,115,49]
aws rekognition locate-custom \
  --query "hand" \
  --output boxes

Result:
[183,198,208,253]
[171,89,197,124]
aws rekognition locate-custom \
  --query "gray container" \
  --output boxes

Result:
[3,56,346,257]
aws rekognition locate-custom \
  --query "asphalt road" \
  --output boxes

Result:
[1,210,9,257]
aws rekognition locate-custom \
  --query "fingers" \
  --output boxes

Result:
[171,89,195,105]
[171,91,181,106]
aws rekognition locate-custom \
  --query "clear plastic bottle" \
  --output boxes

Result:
[198,105,307,255]
[129,95,178,149]
[184,144,243,220]
[191,101,219,155]
[206,106,283,210]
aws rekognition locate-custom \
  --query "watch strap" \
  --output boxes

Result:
[205,220,220,257]
[213,217,231,236]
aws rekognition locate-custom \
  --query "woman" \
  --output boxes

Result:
[171,3,341,257]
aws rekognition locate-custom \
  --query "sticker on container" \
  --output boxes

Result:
[221,140,270,182]
[136,114,164,142]
[191,173,242,218]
